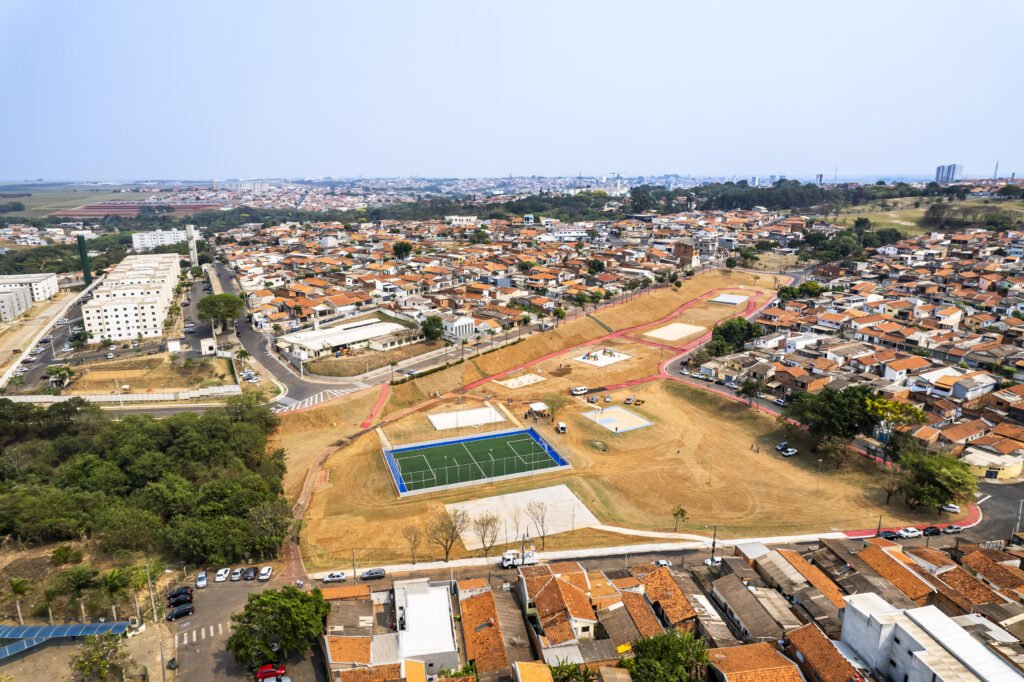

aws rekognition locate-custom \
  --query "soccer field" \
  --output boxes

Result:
[384,429,568,495]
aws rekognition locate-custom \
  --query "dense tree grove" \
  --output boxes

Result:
[685,179,967,212]
[0,395,290,564]
[706,318,762,356]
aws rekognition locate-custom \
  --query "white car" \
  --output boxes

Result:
[214,568,231,582]
[703,557,723,567]
[653,559,672,568]
[258,566,273,581]
[322,571,346,583]
[782,448,798,457]
[570,386,588,396]
[195,571,208,589]
[897,527,922,539]
[230,567,245,582]
[106,353,115,359]
[940,503,961,514]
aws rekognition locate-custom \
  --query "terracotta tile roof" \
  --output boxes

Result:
[858,545,933,604]
[325,635,372,664]
[322,584,372,601]
[335,663,403,682]
[514,661,555,682]
[458,578,488,591]
[776,549,846,609]
[540,611,577,646]
[535,576,595,623]
[786,623,857,682]
[637,567,696,626]
[905,547,956,568]
[935,566,1002,605]
[962,551,1024,591]
[620,591,664,638]
[460,591,508,673]
[708,642,803,682]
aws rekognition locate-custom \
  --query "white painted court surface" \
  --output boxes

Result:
[644,322,706,341]
[711,293,749,305]
[494,372,546,389]
[575,348,631,367]
[446,484,599,550]
[428,405,506,431]
[583,405,652,433]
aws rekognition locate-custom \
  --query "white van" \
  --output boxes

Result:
[556,422,567,433]
[570,386,588,396]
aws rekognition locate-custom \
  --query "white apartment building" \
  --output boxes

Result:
[840,593,1020,681]
[132,228,190,251]
[0,286,31,322]
[82,254,180,341]
[0,272,59,302]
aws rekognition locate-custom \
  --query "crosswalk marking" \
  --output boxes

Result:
[273,386,363,413]
[176,622,227,646]
[218,623,223,635]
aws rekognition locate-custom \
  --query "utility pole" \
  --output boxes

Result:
[876,515,883,538]
[710,525,717,562]
[352,548,357,583]
[145,563,158,623]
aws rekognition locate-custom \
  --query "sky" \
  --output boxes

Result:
[1,1,1022,182]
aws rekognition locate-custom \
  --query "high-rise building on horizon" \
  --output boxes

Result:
[935,163,963,184]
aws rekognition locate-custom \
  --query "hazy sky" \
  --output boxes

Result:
[2,1,1021,181]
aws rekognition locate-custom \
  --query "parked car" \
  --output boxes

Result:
[773,398,787,407]
[214,568,231,582]
[166,604,194,621]
[679,369,690,376]
[603,395,612,403]
[775,441,789,451]
[230,567,245,582]
[703,557,722,567]
[243,567,258,581]
[195,571,208,589]
[922,526,941,537]
[57,318,69,325]
[569,386,588,396]
[360,568,386,581]
[168,593,193,608]
[879,531,900,541]
[106,353,114,359]
[587,396,598,404]
[258,566,273,582]
[322,571,346,583]
[782,448,798,457]
[624,396,635,405]
[942,524,964,534]
[725,381,738,389]
[653,559,671,568]
[255,663,287,680]
[897,527,922,539]
[940,503,961,514]
[167,586,193,600]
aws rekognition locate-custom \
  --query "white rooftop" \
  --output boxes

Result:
[278,319,404,351]
[394,579,456,659]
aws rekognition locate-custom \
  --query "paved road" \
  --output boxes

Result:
[974,480,1024,541]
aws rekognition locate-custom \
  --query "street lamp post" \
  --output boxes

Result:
[816,459,823,495]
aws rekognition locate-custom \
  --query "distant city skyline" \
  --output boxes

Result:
[2,1,1021,181]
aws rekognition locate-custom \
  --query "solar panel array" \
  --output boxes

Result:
[0,622,131,661]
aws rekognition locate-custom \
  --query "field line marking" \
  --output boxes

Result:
[507,440,529,468]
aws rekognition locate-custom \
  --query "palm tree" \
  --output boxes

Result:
[99,569,129,621]
[9,578,31,625]
[235,349,251,369]
[42,588,58,625]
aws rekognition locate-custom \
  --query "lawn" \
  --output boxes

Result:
[68,355,234,393]
[1,188,158,218]
[386,430,566,493]
[827,198,1024,236]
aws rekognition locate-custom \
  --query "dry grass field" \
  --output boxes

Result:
[68,355,234,393]
[629,286,772,349]
[298,377,936,569]
[1,189,158,218]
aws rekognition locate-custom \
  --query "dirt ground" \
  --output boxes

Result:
[628,287,772,349]
[382,395,521,448]
[270,387,382,503]
[306,339,442,377]
[68,355,234,394]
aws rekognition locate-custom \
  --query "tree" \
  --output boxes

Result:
[70,634,128,682]
[623,630,708,682]
[784,385,877,442]
[819,434,854,470]
[58,565,98,598]
[421,315,443,342]
[553,307,566,323]
[235,349,251,368]
[226,586,330,668]
[725,257,737,269]
[426,508,470,562]
[98,569,130,621]
[551,660,598,682]
[866,397,926,462]
[671,505,688,532]
[526,501,549,550]
[736,378,765,406]
[472,512,500,559]
[9,578,30,625]
[628,186,656,213]
[403,525,423,564]
[45,364,75,387]
[393,240,413,260]
[197,293,244,329]
[898,451,977,510]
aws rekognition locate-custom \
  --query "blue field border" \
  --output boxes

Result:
[383,427,570,496]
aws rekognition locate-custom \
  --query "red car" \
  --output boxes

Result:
[255,663,286,680]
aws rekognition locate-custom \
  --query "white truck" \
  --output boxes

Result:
[500,548,539,569]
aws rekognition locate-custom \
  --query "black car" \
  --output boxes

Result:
[922,526,941,536]
[167,604,194,621]
[243,567,258,581]
[879,531,900,541]
[168,586,193,600]
[168,593,193,608]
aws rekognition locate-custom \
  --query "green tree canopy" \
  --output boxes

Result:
[197,293,244,328]
[783,385,878,442]
[421,315,443,342]
[393,240,413,260]
[622,630,708,682]
[227,586,330,667]
[898,451,976,510]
